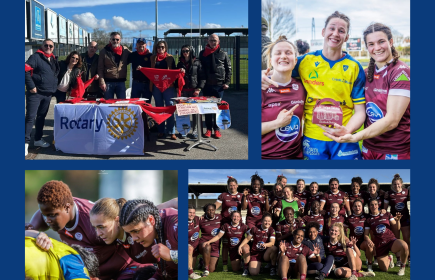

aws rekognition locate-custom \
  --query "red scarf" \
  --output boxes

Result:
[36,49,55,59]
[25,64,33,76]
[203,44,219,57]
[109,43,123,56]
[156,52,168,62]
[70,74,96,98]
[137,48,149,56]
[139,68,185,97]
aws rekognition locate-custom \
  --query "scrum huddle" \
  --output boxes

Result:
[188,173,410,279]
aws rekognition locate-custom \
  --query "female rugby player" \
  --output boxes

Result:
[347,177,366,210]
[239,213,278,276]
[323,202,345,237]
[320,178,351,216]
[323,23,410,160]
[203,211,248,272]
[305,182,323,215]
[242,173,270,228]
[120,199,178,280]
[188,205,201,279]
[275,207,306,243]
[261,36,305,159]
[365,199,408,276]
[294,179,310,210]
[303,200,325,235]
[363,178,385,211]
[262,11,366,160]
[274,186,304,222]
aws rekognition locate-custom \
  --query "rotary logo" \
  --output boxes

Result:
[107,107,138,140]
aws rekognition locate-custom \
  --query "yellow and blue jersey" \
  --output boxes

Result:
[25,236,90,280]
[292,50,366,141]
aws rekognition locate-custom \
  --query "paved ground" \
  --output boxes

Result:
[25,91,248,160]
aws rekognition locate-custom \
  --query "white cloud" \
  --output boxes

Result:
[72,12,111,30]
[45,0,182,9]
[112,16,148,31]
[203,23,223,28]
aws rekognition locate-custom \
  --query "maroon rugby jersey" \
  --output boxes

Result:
[220,222,248,249]
[261,78,306,159]
[344,214,368,241]
[246,193,267,226]
[324,237,352,263]
[282,241,314,262]
[58,198,132,280]
[248,225,276,253]
[321,190,348,216]
[323,214,345,237]
[199,214,222,253]
[363,61,410,154]
[275,219,306,240]
[385,189,410,221]
[294,191,309,209]
[188,216,200,248]
[303,214,325,235]
[362,192,384,211]
[217,192,243,223]
[153,208,178,280]
[365,212,396,246]
[117,232,158,264]
[346,192,365,210]
[306,193,322,214]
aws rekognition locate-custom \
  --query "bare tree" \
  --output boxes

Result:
[261,0,296,41]
[92,28,111,50]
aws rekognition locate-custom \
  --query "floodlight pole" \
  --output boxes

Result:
[155,0,158,41]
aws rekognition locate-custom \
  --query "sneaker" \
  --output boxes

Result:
[223,265,228,272]
[388,255,395,269]
[25,143,29,157]
[189,272,201,279]
[397,267,405,276]
[349,274,358,280]
[359,271,376,277]
[191,129,198,138]
[204,130,212,138]
[367,265,373,272]
[315,273,325,280]
[214,130,222,138]
[270,267,276,276]
[242,268,249,276]
[34,139,50,148]
[396,260,402,267]
[178,133,186,139]
[197,257,204,270]
[202,270,209,277]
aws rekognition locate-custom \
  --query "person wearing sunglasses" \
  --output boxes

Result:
[98,32,131,100]
[25,39,60,156]
[177,45,205,138]
[55,51,83,103]
[199,34,232,139]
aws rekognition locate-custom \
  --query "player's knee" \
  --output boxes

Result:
[188,246,194,254]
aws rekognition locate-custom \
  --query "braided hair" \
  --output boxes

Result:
[363,22,400,83]
[119,199,167,279]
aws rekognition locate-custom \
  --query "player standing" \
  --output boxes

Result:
[320,178,350,216]
[242,172,270,228]
[188,205,201,279]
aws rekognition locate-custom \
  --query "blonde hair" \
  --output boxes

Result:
[90,197,127,220]
[262,35,298,70]
[330,222,347,249]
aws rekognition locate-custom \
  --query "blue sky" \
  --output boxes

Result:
[189,169,410,198]
[41,0,248,39]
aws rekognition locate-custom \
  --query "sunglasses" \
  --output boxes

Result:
[71,57,79,60]
[157,46,165,49]
[209,39,217,42]
[111,38,120,42]
[182,50,190,53]
[44,44,54,48]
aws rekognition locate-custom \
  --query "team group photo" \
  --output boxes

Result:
[188,169,410,279]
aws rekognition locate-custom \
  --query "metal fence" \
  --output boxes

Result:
[160,36,248,90]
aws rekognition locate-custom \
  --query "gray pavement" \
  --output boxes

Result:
[25,91,248,160]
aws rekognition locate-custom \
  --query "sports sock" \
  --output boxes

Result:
[244,262,249,269]
[205,265,209,271]
[300,274,306,280]
[188,269,194,275]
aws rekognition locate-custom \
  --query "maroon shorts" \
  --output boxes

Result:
[193,239,221,258]
[400,215,411,227]
[362,147,410,160]
[250,250,265,262]
[229,247,241,261]
[334,256,349,268]
[376,238,397,257]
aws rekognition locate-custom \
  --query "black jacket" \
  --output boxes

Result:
[57,60,81,92]
[177,57,205,90]
[128,51,152,83]
[25,51,60,95]
[199,47,232,86]
[80,52,99,92]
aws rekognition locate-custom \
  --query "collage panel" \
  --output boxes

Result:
[25,0,248,160]
[25,170,178,280]
[188,169,410,279]
[261,0,410,160]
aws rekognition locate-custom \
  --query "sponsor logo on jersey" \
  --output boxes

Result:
[309,70,319,79]
[318,224,323,232]
[251,206,261,216]
[128,236,134,245]
[334,257,344,262]
[366,102,384,123]
[267,88,276,93]
[343,65,349,71]
[337,150,359,157]
[394,71,410,82]
[398,65,408,69]
[136,250,147,259]
[373,88,388,94]
[291,100,304,105]
[256,241,266,250]
[304,79,324,86]
[354,226,364,236]
[292,84,299,90]
[267,102,281,108]
[65,230,73,238]
[191,232,199,241]
[315,61,320,67]
[374,75,380,79]
[166,240,172,249]
[228,206,238,213]
[279,88,291,94]
[376,224,387,234]
[300,201,305,207]
[289,258,297,263]
[385,154,398,160]
[211,228,220,236]
[75,232,83,241]
[395,202,405,211]
[275,115,300,142]
[230,237,240,246]
[361,145,368,153]
[303,139,320,156]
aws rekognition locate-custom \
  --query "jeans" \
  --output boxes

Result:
[131,80,152,102]
[307,255,334,276]
[203,85,224,131]
[25,91,53,143]
[104,81,126,99]
[152,85,175,134]
[53,89,67,103]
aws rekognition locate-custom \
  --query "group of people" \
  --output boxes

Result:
[25,180,178,280]
[188,173,410,280]
[25,32,232,156]
[261,11,410,160]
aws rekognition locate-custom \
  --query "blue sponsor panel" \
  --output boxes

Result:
[354,226,364,236]
[30,0,45,40]
[395,202,405,211]
[228,206,237,214]
[230,237,240,246]
[256,241,265,250]
[366,102,384,123]
[251,206,261,216]
[79,27,83,46]
[211,228,219,237]
[289,259,297,263]
[376,224,386,234]
[275,115,300,142]
[191,232,199,241]
[58,16,67,44]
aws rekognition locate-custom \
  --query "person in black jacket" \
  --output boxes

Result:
[54,51,82,103]
[25,39,60,156]
[80,41,101,98]
[199,34,232,139]
[177,45,205,138]
[129,38,152,101]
